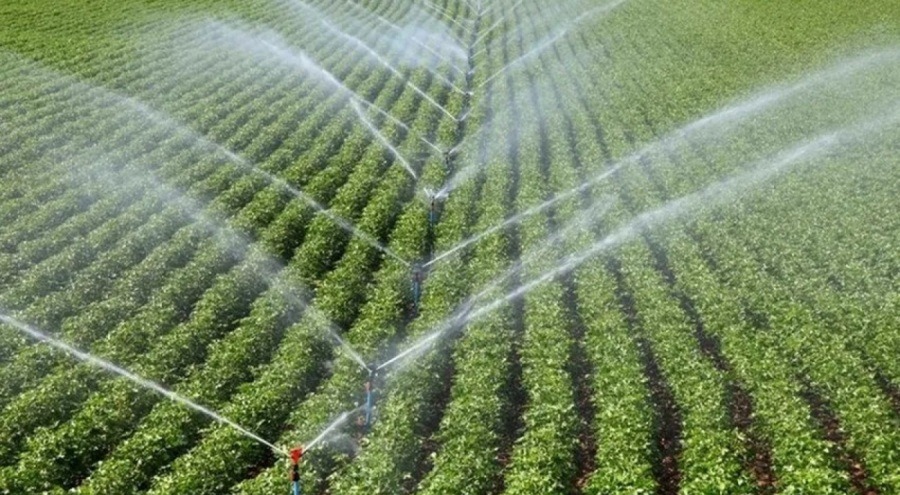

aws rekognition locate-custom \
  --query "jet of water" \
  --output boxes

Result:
[426,190,614,267]
[380,106,898,378]
[354,97,445,156]
[349,100,418,180]
[474,0,626,73]
[264,167,410,266]
[0,314,287,457]
[461,112,897,326]
[303,406,364,451]
[471,0,525,47]
[317,8,468,93]
[326,328,370,372]
[478,29,569,88]
[217,22,451,166]
[322,21,461,120]
[382,198,614,373]
[675,47,900,139]
[375,301,474,373]
[341,0,468,71]
[451,45,900,228]
[421,1,474,37]
[454,197,615,305]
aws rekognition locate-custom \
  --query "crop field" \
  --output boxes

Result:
[0,0,898,493]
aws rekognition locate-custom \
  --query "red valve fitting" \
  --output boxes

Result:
[290,446,304,465]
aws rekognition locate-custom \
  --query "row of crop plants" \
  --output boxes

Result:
[603,28,900,488]
[710,148,900,391]
[518,7,661,489]
[658,225,867,493]
[499,2,662,491]
[579,71,826,492]
[512,3,762,490]
[484,3,587,491]
[680,167,900,490]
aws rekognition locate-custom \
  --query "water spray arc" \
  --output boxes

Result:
[321,21,461,121]
[0,314,286,457]
[349,100,418,180]
[286,407,361,494]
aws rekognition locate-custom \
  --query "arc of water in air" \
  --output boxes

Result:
[349,100,418,180]
[0,314,287,457]
[336,1,469,76]
[322,22,461,121]
[421,1,473,37]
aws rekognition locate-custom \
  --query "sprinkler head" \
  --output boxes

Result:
[290,446,304,464]
[423,187,448,203]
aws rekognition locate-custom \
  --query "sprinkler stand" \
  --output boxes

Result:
[289,447,304,495]
[364,365,379,429]
[411,262,425,314]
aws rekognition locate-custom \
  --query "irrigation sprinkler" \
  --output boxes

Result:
[424,187,448,257]
[443,149,453,168]
[363,364,381,430]
[411,261,426,314]
[289,446,304,495]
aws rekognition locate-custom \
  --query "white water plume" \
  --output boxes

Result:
[0,314,286,456]
[383,197,614,373]
[319,18,467,96]
[354,97,444,156]
[427,191,615,267]
[166,23,413,265]
[303,406,364,451]
[478,0,626,88]
[7,48,408,268]
[471,0,525,48]
[463,111,898,326]
[460,196,615,303]
[321,22,460,120]
[201,21,442,167]
[341,0,468,70]
[675,47,900,139]
[421,0,474,36]
[262,167,410,266]
[382,107,897,378]
[0,49,246,170]
[326,327,370,372]
[349,100,418,179]
[451,46,900,224]
[478,29,568,88]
